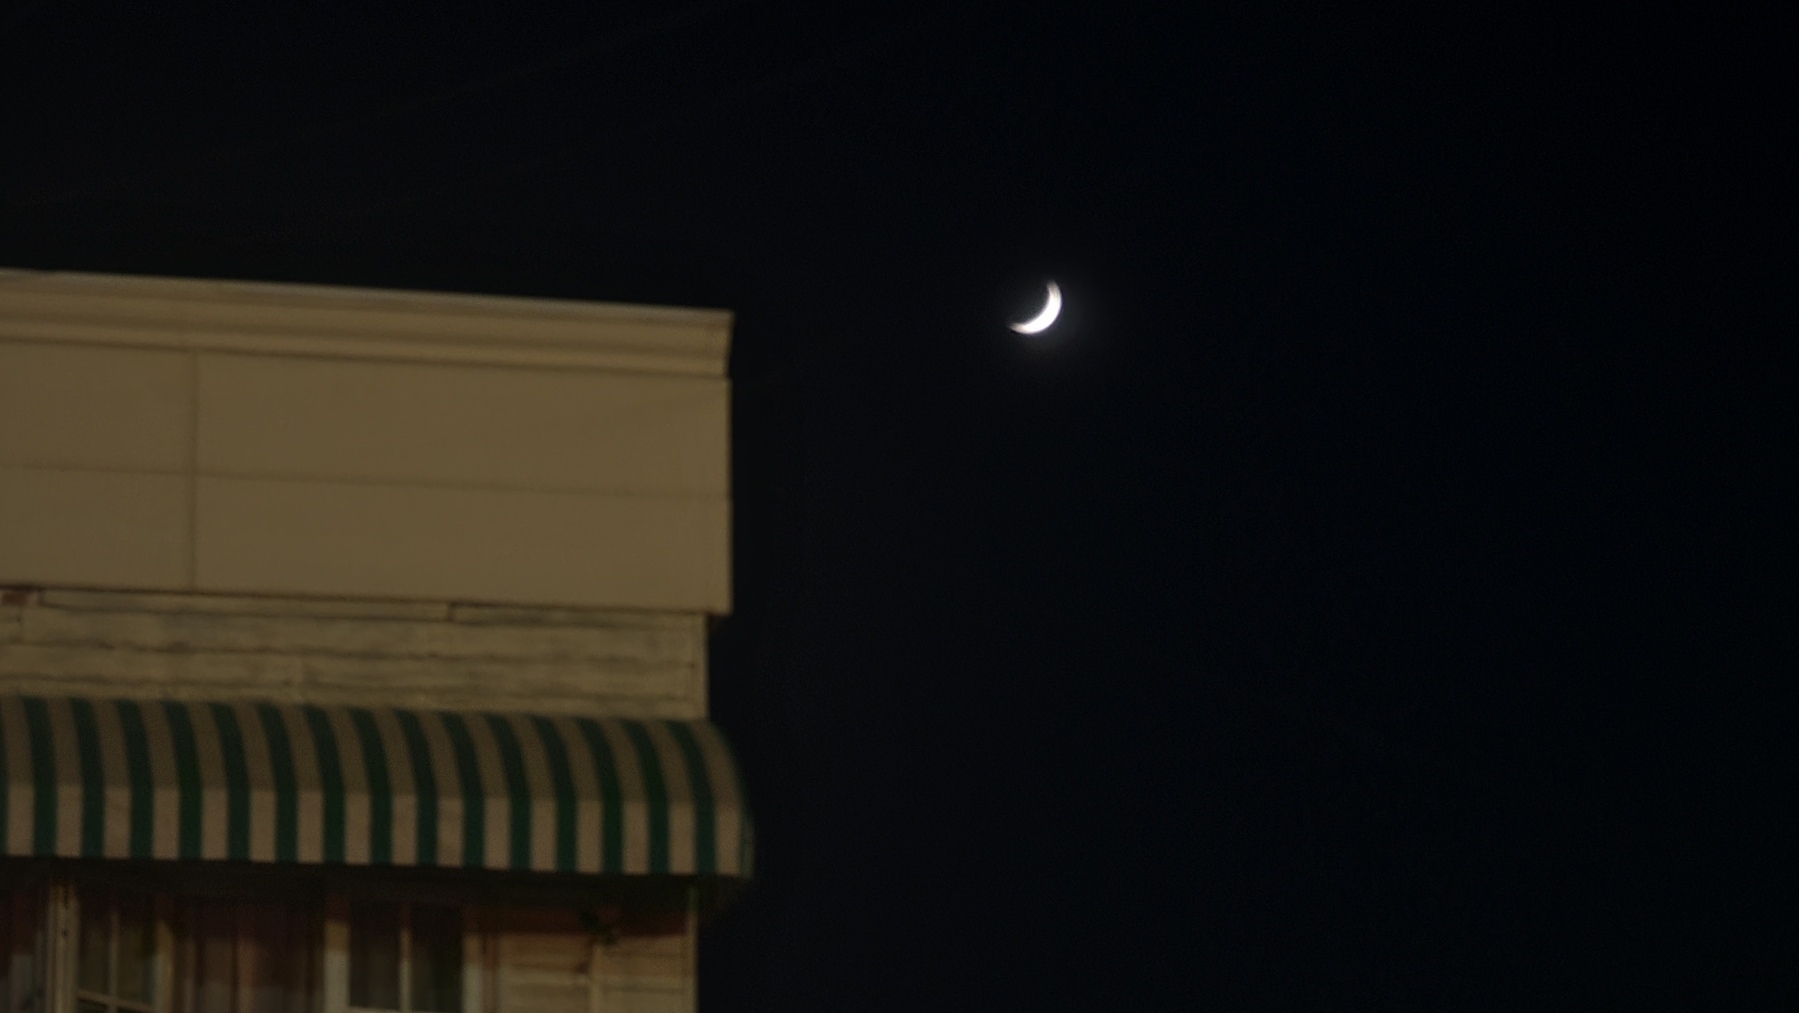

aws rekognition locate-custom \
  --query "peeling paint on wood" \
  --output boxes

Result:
[0,589,707,718]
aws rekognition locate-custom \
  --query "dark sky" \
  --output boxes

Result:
[3,2,1791,1007]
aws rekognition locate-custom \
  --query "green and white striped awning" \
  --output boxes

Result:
[0,696,751,879]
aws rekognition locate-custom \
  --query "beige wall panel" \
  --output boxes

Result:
[0,467,189,588]
[197,354,726,495]
[0,341,191,471]
[195,477,728,611]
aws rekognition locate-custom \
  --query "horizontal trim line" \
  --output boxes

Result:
[0,464,725,500]
[0,325,725,377]
[0,268,733,327]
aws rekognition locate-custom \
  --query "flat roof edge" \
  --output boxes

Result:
[0,268,733,375]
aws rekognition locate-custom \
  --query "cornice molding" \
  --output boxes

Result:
[0,268,732,376]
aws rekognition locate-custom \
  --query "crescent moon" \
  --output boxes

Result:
[1009,282,1062,334]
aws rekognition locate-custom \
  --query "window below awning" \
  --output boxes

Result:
[0,696,752,881]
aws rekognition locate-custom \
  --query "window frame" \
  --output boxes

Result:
[2,885,50,1013]
[3,870,697,1013]
[4,876,327,1013]
[325,898,483,1013]
[339,900,470,1013]
[72,886,168,1013]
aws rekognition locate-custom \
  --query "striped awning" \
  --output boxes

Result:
[0,696,751,879]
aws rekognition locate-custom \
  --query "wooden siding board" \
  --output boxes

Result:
[20,608,698,665]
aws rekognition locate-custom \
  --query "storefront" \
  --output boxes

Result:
[0,694,750,1012]
[0,270,750,1012]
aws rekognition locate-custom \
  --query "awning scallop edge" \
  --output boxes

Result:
[0,696,752,880]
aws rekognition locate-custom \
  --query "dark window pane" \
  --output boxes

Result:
[241,902,313,1013]
[349,901,401,1010]
[409,905,462,1013]
[76,889,110,994]
[116,891,155,1002]
[187,898,238,1013]
[5,890,45,1011]
[176,897,319,1013]
[0,891,11,1008]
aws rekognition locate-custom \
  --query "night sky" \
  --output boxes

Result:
[2,2,1790,1007]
